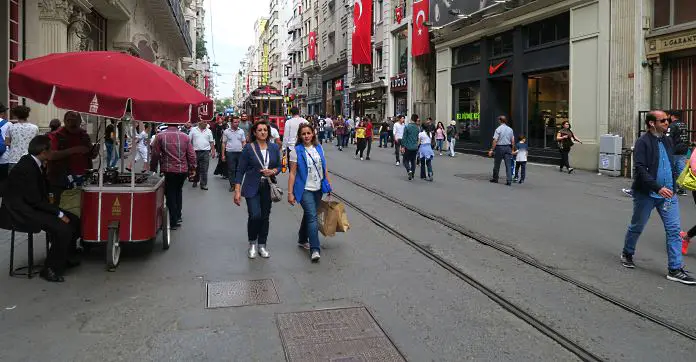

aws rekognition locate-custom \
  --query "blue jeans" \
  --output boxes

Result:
[106,142,118,167]
[245,182,272,245]
[674,155,687,179]
[623,192,682,270]
[379,132,389,147]
[299,189,323,252]
[436,139,444,152]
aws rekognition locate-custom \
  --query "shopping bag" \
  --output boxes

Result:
[335,202,350,233]
[318,200,339,237]
[677,166,696,191]
[59,189,82,217]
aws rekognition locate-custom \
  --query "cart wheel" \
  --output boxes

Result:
[106,226,120,269]
[162,207,170,250]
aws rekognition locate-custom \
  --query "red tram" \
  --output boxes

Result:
[244,85,287,136]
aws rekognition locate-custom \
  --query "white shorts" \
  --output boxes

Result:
[135,146,149,163]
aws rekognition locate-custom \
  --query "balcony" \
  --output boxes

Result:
[353,65,373,85]
[144,0,193,56]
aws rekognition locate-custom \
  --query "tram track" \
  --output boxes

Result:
[328,170,696,344]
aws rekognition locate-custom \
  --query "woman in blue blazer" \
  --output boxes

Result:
[234,120,281,259]
[288,123,332,262]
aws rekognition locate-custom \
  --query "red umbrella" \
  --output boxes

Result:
[9,51,213,123]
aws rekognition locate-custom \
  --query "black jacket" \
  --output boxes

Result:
[666,120,689,155]
[631,132,678,195]
[0,154,59,227]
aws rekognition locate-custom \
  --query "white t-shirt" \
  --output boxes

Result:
[269,127,280,143]
[516,144,528,162]
[304,145,323,191]
[7,122,39,164]
[259,149,269,169]
[282,116,308,151]
[393,122,405,140]
[137,130,148,148]
[189,126,215,151]
[0,119,11,165]
[418,131,431,146]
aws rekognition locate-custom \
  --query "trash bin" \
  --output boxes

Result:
[599,134,622,177]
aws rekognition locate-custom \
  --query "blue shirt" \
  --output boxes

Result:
[650,141,673,199]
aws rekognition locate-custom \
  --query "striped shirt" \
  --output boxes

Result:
[151,127,196,173]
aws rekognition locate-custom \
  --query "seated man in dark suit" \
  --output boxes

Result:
[1,135,80,282]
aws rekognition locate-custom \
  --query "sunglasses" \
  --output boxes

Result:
[656,118,670,123]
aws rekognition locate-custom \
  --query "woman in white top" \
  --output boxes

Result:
[6,105,39,171]
[417,126,435,181]
[288,123,333,262]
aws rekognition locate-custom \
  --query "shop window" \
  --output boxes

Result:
[490,31,513,57]
[525,13,569,49]
[452,42,481,66]
[527,70,569,149]
[396,28,408,74]
[454,84,481,143]
[654,0,696,28]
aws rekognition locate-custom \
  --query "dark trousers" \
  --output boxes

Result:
[394,140,401,163]
[515,161,527,181]
[560,149,571,169]
[356,138,367,157]
[420,157,433,179]
[194,150,210,186]
[379,132,388,147]
[245,181,272,245]
[226,151,241,187]
[164,172,187,224]
[38,210,80,273]
[403,149,417,174]
[366,137,372,158]
[492,145,513,182]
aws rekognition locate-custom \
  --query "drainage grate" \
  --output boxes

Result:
[277,307,405,362]
[205,279,280,309]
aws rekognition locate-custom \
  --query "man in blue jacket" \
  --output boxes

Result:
[621,110,694,284]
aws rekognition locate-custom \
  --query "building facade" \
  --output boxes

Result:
[433,0,610,169]
[1,0,198,128]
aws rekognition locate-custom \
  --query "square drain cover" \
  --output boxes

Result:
[277,307,405,362]
[205,279,280,308]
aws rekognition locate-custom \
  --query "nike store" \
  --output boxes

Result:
[449,12,570,156]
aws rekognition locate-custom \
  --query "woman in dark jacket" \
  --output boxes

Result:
[556,120,582,173]
[234,120,281,259]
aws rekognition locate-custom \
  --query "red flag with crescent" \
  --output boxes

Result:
[309,31,317,60]
[352,0,372,65]
[412,0,430,57]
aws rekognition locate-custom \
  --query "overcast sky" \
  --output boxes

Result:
[204,0,269,99]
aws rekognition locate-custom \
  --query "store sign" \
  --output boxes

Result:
[335,79,344,91]
[488,60,507,75]
[431,0,502,27]
[390,74,408,92]
[647,29,696,55]
[355,89,379,100]
[456,112,480,121]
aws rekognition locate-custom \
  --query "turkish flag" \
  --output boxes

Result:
[412,0,430,57]
[352,0,372,65]
[309,31,317,60]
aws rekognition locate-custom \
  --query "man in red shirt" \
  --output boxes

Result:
[47,111,97,205]
[365,117,374,160]
[151,124,196,229]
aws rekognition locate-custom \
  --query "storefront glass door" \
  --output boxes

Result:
[454,84,481,144]
[527,70,569,148]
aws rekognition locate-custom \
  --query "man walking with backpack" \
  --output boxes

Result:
[666,110,689,195]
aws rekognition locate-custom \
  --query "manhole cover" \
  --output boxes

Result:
[205,279,280,309]
[454,173,492,182]
[277,307,405,362]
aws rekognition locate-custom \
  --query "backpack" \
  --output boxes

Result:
[0,120,8,157]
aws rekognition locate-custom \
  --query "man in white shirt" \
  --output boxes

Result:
[189,120,216,190]
[282,106,308,164]
[392,115,406,166]
[221,116,246,192]
[0,103,10,183]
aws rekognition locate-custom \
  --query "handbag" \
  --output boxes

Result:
[677,165,696,191]
[251,144,283,202]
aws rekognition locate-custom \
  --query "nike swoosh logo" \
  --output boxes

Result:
[488,60,507,75]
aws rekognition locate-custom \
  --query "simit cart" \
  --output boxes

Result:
[9,51,214,269]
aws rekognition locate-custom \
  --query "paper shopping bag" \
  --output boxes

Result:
[318,200,338,237]
[334,202,350,233]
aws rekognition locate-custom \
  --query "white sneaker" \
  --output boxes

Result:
[395,161,400,166]
[360,157,364,161]
[439,152,442,156]
[247,243,257,259]
[258,245,270,258]
[311,251,321,262]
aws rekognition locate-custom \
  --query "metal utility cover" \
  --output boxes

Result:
[205,279,280,309]
[277,307,405,362]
